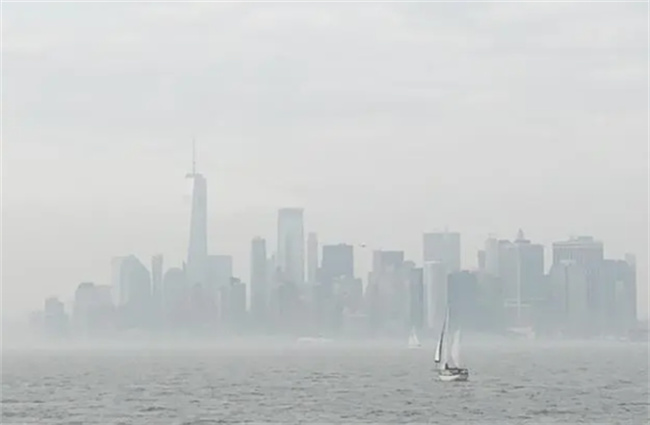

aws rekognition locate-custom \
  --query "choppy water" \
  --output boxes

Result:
[2,341,648,424]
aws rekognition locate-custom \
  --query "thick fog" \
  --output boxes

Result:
[2,2,648,321]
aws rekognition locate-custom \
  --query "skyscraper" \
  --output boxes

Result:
[499,230,544,329]
[151,254,164,312]
[277,208,305,285]
[548,260,590,336]
[250,237,268,322]
[117,255,152,328]
[73,282,98,335]
[321,243,354,285]
[186,141,208,290]
[423,261,448,331]
[552,236,605,334]
[423,231,461,272]
[307,232,319,284]
[484,236,500,276]
[409,267,424,330]
[110,256,126,306]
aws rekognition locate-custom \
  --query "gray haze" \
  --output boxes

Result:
[2,2,648,319]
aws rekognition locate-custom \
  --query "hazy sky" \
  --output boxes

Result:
[2,2,648,319]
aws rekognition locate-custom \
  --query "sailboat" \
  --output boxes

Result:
[434,310,469,382]
[408,327,421,349]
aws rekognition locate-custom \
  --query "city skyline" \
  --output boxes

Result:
[2,2,647,320]
[3,187,648,321]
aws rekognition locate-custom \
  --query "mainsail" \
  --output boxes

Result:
[434,310,449,365]
[448,329,462,368]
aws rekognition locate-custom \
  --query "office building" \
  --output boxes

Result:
[207,255,233,289]
[321,243,354,285]
[117,256,152,328]
[448,270,479,330]
[423,231,461,272]
[484,236,500,276]
[151,254,164,311]
[423,261,448,331]
[43,297,67,337]
[110,256,126,306]
[277,208,305,285]
[552,236,604,334]
[307,232,319,284]
[408,267,424,330]
[186,149,208,291]
[499,230,544,329]
[250,237,268,322]
[221,277,247,328]
[73,282,99,334]
[372,250,404,274]
[162,267,186,325]
[548,260,590,336]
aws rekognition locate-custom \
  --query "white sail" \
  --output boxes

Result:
[408,328,420,347]
[435,308,469,382]
[434,311,449,365]
[434,331,444,363]
[448,329,462,368]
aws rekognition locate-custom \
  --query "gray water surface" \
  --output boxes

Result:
[2,341,648,424]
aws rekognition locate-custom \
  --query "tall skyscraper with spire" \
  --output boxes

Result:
[186,139,208,290]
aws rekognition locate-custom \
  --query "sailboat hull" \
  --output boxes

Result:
[438,368,469,382]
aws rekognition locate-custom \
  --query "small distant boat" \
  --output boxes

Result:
[408,328,421,349]
[506,326,536,340]
[434,309,469,382]
[295,337,332,345]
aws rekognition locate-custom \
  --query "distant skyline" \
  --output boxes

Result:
[2,2,648,319]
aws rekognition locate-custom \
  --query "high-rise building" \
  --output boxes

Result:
[73,282,98,334]
[423,261,447,331]
[477,250,486,271]
[222,277,247,328]
[151,254,164,311]
[601,258,637,335]
[448,271,479,330]
[207,255,233,289]
[43,297,67,337]
[117,255,152,328]
[186,143,208,291]
[307,232,319,284]
[162,267,186,325]
[250,237,268,322]
[372,250,404,274]
[553,236,604,266]
[484,236,500,276]
[277,208,305,285]
[321,243,354,285]
[409,267,424,330]
[499,230,544,329]
[548,260,590,336]
[110,256,126,306]
[334,276,364,314]
[624,253,638,323]
[207,255,233,319]
[367,250,408,331]
[552,236,605,334]
[423,231,461,272]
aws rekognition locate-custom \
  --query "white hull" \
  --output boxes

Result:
[438,369,469,382]
[408,343,421,349]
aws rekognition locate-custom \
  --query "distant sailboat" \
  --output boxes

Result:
[434,309,469,382]
[408,328,421,349]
